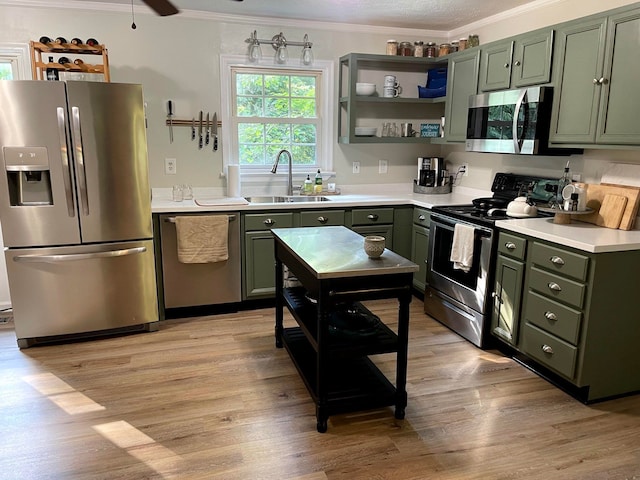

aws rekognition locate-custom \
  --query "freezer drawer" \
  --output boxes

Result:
[160,213,241,308]
[5,240,158,346]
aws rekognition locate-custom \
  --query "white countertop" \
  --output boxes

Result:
[151,185,640,253]
[496,217,640,253]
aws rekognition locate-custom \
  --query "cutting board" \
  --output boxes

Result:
[575,183,640,230]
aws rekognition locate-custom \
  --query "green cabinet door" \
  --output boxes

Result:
[491,254,525,346]
[512,29,554,88]
[479,40,514,92]
[597,8,640,144]
[410,224,429,292]
[244,230,277,299]
[444,50,480,142]
[549,17,608,143]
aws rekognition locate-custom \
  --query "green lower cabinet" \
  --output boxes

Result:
[410,224,429,292]
[491,254,525,346]
[244,230,278,299]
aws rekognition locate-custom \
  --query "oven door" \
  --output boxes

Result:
[427,213,494,315]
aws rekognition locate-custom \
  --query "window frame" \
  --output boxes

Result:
[0,43,31,80]
[220,55,334,180]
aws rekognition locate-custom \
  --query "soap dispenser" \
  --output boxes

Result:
[304,175,313,194]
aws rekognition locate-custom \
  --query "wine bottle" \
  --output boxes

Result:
[46,56,59,81]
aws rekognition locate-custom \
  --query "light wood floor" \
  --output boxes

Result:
[1,298,640,479]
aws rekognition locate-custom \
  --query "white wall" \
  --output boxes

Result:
[0,0,639,193]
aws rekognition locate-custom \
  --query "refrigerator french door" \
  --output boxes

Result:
[0,81,158,348]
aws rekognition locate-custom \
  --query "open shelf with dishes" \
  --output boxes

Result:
[338,53,447,144]
[30,40,110,82]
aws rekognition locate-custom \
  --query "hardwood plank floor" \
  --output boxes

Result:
[1,298,639,479]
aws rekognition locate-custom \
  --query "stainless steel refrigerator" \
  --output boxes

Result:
[0,80,158,348]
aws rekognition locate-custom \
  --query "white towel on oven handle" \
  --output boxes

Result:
[450,223,475,273]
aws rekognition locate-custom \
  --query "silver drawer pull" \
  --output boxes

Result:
[263,219,276,226]
[541,344,554,354]
[544,311,557,321]
[317,216,328,224]
[505,242,517,250]
[548,282,562,292]
[550,255,565,265]
[367,214,379,221]
[418,215,426,221]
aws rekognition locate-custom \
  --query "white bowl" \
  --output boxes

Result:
[355,127,377,137]
[356,83,376,96]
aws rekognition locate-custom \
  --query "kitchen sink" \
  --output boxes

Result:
[244,196,331,203]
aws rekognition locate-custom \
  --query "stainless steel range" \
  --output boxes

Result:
[424,173,559,348]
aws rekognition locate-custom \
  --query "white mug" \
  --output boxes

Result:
[562,184,586,211]
[384,74,397,86]
[382,86,402,98]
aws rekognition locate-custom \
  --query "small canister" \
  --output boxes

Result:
[414,41,424,57]
[438,43,451,57]
[458,38,468,51]
[386,39,398,55]
[398,41,413,56]
[425,42,437,58]
[450,41,459,53]
[468,34,480,48]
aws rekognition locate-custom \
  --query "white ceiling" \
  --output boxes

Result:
[75,0,541,31]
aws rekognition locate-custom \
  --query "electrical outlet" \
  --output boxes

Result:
[461,163,469,176]
[352,161,360,174]
[572,173,582,182]
[165,158,177,175]
[379,160,388,174]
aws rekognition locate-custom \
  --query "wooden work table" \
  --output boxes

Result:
[272,226,418,432]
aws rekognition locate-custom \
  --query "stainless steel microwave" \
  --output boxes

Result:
[465,86,576,155]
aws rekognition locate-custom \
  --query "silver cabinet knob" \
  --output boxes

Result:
[544,311,557,321]
[418,215,426,221]
[505,242,516,250]
[491,291,503,304]
[514,60,521,66]
[504,63,510,68]
[548,282,562,292]
[542,344,554,354]
[367,214,379,221]
[317,216,328,224]
[550,256,565,265]
[264,219,276,226]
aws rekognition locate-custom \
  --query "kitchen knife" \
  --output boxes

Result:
[167,100,174,143]
[205,112,210,146]
[191,118,196,141]
[212,112,218,151]
[198,110,203,149]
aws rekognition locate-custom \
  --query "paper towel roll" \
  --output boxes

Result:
[227,164,241,197]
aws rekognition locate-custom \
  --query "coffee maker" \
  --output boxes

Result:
[418,157,445,187]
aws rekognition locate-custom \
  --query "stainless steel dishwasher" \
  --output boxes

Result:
[159,213,241,308]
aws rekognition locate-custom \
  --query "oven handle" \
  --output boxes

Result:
[430,213,493,237]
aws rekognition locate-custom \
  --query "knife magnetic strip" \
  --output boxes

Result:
[165,119,221,127]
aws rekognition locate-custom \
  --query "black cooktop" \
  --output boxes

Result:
[433,173,559,227]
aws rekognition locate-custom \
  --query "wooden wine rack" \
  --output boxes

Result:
[30,40,110,81]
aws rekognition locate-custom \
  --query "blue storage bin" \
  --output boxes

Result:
[418,68,447,98]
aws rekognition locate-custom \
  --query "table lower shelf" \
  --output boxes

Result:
[282,327,398,417]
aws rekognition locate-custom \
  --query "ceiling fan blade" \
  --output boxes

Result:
[142,0,179,16]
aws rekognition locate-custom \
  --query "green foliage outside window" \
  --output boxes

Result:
[0,63,13,80]
[236,72,318,166]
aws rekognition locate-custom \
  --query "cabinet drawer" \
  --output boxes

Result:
[351,208,394,226]
[521,322,577,379]
[413,208,431,227]
[300,210,345,227]
[530,242,589,281]
[528,266,586,309]
[525,291,582,345]
[497,232,526,260]
[244,212,294,231]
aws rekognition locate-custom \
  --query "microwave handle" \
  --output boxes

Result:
[512,89,527,154]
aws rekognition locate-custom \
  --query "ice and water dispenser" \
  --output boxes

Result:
[4,147,53,206]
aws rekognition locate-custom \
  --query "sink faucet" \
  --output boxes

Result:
[271,149,293,196]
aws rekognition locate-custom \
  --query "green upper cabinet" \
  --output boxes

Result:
[550,6,640,146]
[444,49,480,142]
[479,29,554,92]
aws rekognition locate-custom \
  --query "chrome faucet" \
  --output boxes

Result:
[271,149,293,196]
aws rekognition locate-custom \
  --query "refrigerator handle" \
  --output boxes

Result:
[57,107,76,217]
[13,246,147,264]
[71,106,90,216]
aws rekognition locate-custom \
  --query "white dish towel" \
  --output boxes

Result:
[450,223,475,273]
